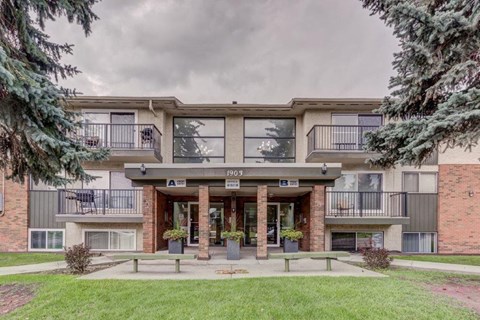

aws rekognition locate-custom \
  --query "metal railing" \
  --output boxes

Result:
[57,189,143,215]
[307,125,381,154]
[72,123,161,152]
[325,191,408,217]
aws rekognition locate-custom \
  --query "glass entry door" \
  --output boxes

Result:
[187,202,199,246]
[267,203,280,247]
[209,203,224,246]
[110,113,135,148]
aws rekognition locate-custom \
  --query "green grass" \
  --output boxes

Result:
[0,253,64,267]
[1,269,479,319]
[394,255,480,266]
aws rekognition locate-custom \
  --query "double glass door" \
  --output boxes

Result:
[185,202,224,247]
[244,203,281,247]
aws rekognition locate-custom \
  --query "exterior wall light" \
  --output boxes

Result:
[140,163,146,175]
[321,163,327,175]
[469,190,475,197]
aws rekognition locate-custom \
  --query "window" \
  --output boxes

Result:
[403,172,437,193]
[244,118,295,163]
[29,229,64,251]
[82,111,136,148]
[173,117,225,163]
[331,172,383,211]
[331,232,384,251]
[403,232,437,253]
[84,230,135,250]
[331,114,382,150]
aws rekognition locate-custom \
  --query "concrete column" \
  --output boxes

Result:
[198,185,210,260]
[257,185,268,259]
[142,185,157,253]
[309,185,325,251]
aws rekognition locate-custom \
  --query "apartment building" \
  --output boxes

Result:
[0,97,478,257]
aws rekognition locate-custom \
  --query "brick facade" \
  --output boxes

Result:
[438,164,480,254]
[156,191,167,250]
[309,185,325,252]
[0,175,29,252]
[256,185,268,259]
[198,185,210,260]
[142,185,157,253]
[299,193,310,251]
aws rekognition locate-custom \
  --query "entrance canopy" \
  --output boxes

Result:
[124,163,342,192]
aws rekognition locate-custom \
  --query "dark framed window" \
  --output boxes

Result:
[244,118,295,163]
[173,117,225,163]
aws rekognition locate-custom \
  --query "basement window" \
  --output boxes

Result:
[29,229,65,251]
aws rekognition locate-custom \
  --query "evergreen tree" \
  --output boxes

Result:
[0,0,108,186]
[361,0,480,167]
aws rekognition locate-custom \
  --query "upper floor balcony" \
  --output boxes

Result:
[306,125,381,163]
[73,123,162,162]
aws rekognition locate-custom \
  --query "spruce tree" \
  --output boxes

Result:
[361,0,480,167]
[0,0,108,186]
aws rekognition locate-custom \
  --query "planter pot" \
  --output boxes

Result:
[283,239,299,253]
[226,239,240,260]
[168,239,184,254]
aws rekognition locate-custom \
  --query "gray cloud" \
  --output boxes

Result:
[45,0,399,103]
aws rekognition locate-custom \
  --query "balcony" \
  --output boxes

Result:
[56,189,143,223]
[306,125,381,163]
[325,191,410,225]
[73,123,162,162]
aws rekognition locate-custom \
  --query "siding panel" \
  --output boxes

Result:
[29,191,65,229]
[403,193,437,232]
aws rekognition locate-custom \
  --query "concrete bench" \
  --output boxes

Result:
[268,251,350,272]
[112,253,197,273]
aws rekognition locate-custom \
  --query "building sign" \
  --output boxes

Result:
[167,179,186,187]
[225,179,240,190]
[279,179,299,187]
[226,169,244,177]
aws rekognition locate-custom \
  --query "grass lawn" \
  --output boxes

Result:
[1,269,479,319]
[0,253,64,267]
[394,255,480,266]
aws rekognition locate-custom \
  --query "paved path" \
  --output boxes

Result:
[80,258,385,280]
[0,256,113,276]
[341,255,480,275]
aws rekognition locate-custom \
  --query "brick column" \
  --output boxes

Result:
[257,185,268,259]
[198,185,210,260]
[309,185,325,251]
[143,185,156,253]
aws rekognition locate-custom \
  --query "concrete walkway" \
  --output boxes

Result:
[0,256,113,276]
[340,255,480,275]
[81,248,385,280]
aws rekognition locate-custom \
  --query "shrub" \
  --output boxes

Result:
[362,247,392,269]
[163,229,188,241]
[65,243,92,274]
[280,229,304,241]
[221,231,245,243]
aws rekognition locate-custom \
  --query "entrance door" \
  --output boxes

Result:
[187,202,199,246]
[267,203,280,247]
[209,203,224,246]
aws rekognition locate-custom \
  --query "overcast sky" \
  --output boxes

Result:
[46,0,399,103]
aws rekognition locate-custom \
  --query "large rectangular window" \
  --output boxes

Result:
[331,172,383,211]
[173,117,225,163]
[244,118,295,163]
[84,230,136,250]
[403,172,437,193]
[331,231,384,251]
[29,229,65,251]
[403,232,437,253]
[331,114,382,150]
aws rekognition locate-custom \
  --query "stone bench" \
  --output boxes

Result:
[112,253,197,273]
[268,251,350,272]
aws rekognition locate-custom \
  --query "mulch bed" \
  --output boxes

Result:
[0,284,36,315]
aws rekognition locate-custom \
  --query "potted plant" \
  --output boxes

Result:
[163,228,188,254]
[280,229,303,253]
[221,230,245,260]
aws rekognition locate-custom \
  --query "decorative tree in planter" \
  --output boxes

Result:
[221,230,245,260]
[163,228,188,254]
[280,229,304,253]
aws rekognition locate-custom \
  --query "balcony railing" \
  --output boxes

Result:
[57,189,143,215]
[73,123,161,152]
[325,191,408,217]
[307,125,381,154]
